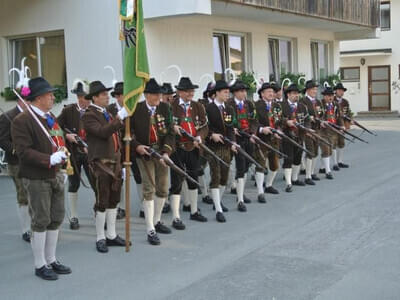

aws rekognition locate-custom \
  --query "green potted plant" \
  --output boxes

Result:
[0,87,18,101]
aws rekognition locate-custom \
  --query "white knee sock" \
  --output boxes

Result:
[188,189,198,214]
[301,156,306,171]
[182,182,190,206]
[106,208,117,240]
[323,157,331,173]
[199,175,208,197]
[95,211,106,241]
[284,168,292,186]
[45,230,58,265]
[305,158,313,179]
[255,172,264,195]
[311,157,318,175]
[266,170,277,188]
[337,148,344,163]
[143,200,155,233]
[237,177,245,203]
[230,179,237,189]
[170,194,181,220]
[332,149,338,165]
[68,192,78,218]
[292,165,300,182]
[31,231,47,268]
[17,204,31,233]
[154,196,166,224]
[118,183,125,210]
[211,188,222,213]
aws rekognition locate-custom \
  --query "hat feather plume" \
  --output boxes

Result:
[104,65,118,87]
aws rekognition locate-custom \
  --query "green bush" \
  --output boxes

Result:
[0,87,18,101]
[53,85,67,104]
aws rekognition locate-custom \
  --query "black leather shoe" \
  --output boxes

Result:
[162,203,171,213]
[96,239,108,253]
[106,235,131,246]
[69,217,79,230]
[319,168,326,174]
[338,162,349,168]
[172,218,186,230]
[230,187,237,194]
[292,180,305,186]
[216,212,226,223]
[257,194,266,203]
[155,221,172,234]
[50,261,72,274]
[182,204,191,212]
[116,208,126,220]
[300,169,306,175]
[265,186,279,194]
[139,210,145,218]
[22,231,31,243]
[326,173,334,180]
[190,212,208,222]
[333,165,340,171]
[243,195,252,204]
[202,195,213,204]
[35,265,58,280]
[147,230,160,245]
[311,174,320,181]
[237,202,247,212]
[285,185,293,193]
[305,178,315,186]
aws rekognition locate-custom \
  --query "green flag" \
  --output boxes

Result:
[120,0,149,115]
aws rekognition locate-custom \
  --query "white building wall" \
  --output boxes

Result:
[340,0,400,114]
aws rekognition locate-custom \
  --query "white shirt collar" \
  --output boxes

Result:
[90,103,105,113]
[288,99,297,107]
[336,97,342,102]
[214,99,225,108]
[179,98,190,106]
[145,101,156,112]
[234,98,244,105]
[76,102,86,111]
[116,102,123,111]
[306,94,315,101]
[16,104,23,112]
[208,97,213,103]
[30,105,47,117]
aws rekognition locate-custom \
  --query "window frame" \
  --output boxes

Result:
[7,30,65,87]
[268,35,294,82]
[380,1,391,31]
[310,40,330,81]
[213,30,249,80]
[340,67,360,82]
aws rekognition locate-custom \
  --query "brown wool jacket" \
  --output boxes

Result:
[82,105,123,162]
[205,101,236,148]
[11,110,59,179]
[130,101,175,156]
[0,106,21,165]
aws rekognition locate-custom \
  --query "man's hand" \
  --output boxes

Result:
[50,151,67,166]
[193,136,202,148]
[174,125,182,136]
[274,133,281,140]
[261,127,272,135]
[231,144,238,153]
[117,107,129,121]
[234,128,240,136]
[136,145,150,156]
[211,133,224,144]
[321,121,327,128]
[287,120,295,127]
[65,133,77,144]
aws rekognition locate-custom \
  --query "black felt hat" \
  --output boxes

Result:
[321,86,335,95]
[285,83,300,95]
[213,80,230,92]
[161,83,174,95]
[333,82,347,92]
[26,77,58,101]
[230,80,249,92]
[303,80,319,93]
[111,82,124,97]
[175,77,199,90]
[257,82,275,96]
[144,78,162,94]
[85,81,112,100]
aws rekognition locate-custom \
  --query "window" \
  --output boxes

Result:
[213,32,247,80]
[8,32,67,88]
[310,41,329,80]
[340,67,360,82]
[268,38,292,82]
[380,1,390,30]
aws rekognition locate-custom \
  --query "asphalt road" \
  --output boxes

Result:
[0,119,399,300]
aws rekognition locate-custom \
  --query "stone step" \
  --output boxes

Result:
[356,110,399,118]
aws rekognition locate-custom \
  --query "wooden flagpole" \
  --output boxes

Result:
[124,117,132,252]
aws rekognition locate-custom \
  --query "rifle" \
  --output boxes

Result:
[148,148,200,187]
[343,116,377,136]
[238,130,287,159]
[222,136,267,172]
[271,128,322,156]
[314,119,354,143]
[291,123,327,156]
[179,128,230,168]
[64,128,88,149]
[329,123,369,144]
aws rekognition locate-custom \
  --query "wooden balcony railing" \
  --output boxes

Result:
[215,0,380,27]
